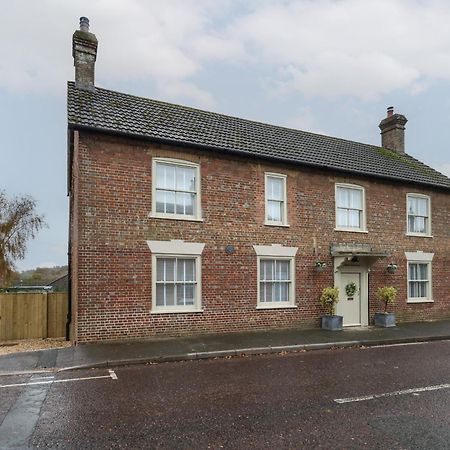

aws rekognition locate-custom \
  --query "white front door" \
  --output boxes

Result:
[337,272,361,326]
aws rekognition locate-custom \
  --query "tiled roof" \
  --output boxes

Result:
[67,82,450,190]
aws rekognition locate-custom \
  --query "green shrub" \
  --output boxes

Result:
[320,287,339,315]
[376,286,397,313]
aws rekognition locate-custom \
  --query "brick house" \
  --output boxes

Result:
[68,19,450,343]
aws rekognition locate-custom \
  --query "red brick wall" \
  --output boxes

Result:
[70,131,450,342]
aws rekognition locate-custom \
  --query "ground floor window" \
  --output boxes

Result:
[259,259,292,304]
[408,262,430,300]
[253,244,298,309]
[156,257,197,308]
[405,252,434,303]
[147,240,205,313]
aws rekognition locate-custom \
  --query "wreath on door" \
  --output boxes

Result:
[345,282,357,297]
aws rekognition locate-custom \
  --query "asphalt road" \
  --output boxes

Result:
[1,340,450,449]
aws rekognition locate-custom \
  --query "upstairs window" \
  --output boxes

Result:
[335,184,366,231]
[151,158,201,221]
[265,173,288,226]
[407,194,430,236]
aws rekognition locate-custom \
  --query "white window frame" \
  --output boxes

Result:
[265,173,289,227]
[406,193,432,237]
[405,251,434,303]
[334,183,367,233]
[147,240,205,313]
[149,158,202,222]
[253,245,297,309]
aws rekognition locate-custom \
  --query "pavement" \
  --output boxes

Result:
[1,319,449,375]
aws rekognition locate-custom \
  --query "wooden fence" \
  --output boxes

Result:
[0,293,68,341]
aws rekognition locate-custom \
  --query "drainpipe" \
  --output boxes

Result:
[66,249,71,341]
[66,130,73,341]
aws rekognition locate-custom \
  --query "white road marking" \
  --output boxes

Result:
[370,339,450,349]
[0,371,118,389]
[335,383,450,404]
[370,341,429,348]
[0,369,55,377]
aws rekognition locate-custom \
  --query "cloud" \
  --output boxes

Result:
[283,107,325,134]
[0,0,225,106]
[3,0,450,104]
[272,55,419,101]
[226,0,450,100]
[155,80,216,109]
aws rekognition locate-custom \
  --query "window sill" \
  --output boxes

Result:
[256,304,298,310]
[406,299,434,304]
[148,212,204,222]
[334,228,368,234]
[406,233,433,238]
[264,222,290,228]
[151,308,204,314]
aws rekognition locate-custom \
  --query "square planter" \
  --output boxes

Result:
[374,312,396,328]
[321,315,343,331]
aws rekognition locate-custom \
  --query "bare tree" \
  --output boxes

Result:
[0,191,46,285]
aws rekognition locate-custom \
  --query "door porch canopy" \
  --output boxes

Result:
[331,243,389,271]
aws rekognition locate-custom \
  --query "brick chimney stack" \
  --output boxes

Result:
[72,17,98,90]
[378,106,408,153]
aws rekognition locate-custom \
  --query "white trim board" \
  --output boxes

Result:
[147,240,205,255]
[405,251,434,262]
[253,244,298,257]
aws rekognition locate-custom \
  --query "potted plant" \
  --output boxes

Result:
[375,286,397,327]
[315,261,327,272]
[320,287,342,331]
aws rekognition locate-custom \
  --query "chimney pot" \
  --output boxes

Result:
[79,17,90,32]
[379,107,408,153]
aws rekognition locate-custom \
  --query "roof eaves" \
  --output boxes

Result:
[68,122,450,192]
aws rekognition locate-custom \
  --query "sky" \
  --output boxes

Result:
[1,0,450,271]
